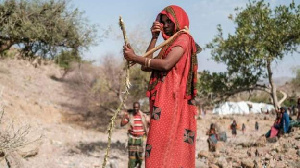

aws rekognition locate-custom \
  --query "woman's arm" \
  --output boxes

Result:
[120,112,129,127]
[124,44,185,71]
[141,37,159,72]
[140,21,161,72]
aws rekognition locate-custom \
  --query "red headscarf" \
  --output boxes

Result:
[157,5,190,40]
[155,5,200,99]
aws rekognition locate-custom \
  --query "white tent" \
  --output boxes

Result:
[212,101,275,115]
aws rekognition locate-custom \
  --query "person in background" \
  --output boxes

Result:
[280,107,290,134]
[242,123,246,134]
[230,120,238,137]
[255,121,259,131]
[297,97,300,120]
[121,102,149,168]
[206,123,219,152]
[265,112,282,138]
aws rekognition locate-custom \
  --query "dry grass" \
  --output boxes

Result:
[0,106,42,154]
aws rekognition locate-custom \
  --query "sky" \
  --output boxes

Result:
[71,0,299,78]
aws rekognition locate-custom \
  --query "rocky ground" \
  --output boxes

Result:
[0,59,299,168]
[197,114,300,168]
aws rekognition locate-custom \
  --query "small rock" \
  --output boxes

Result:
[215,142,224,153]
[264,153,271,160]
[256,136,266,146]
[216,156,228,168]
[276,161,286,168]
[283,143,292,149]
[232,161,241,167]
[241,158,254,168]
[253,158,262,168]
[266,137,277,143]
[209,164,219,168]
[198,150,210,158]
[270,150,277,156]
[269,159,276,168]
[287,160,300,168]
[275,146,285,153]
[235,145,243,150]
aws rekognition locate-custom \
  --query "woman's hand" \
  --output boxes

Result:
[151,21,162,38]
[123,44,136,62]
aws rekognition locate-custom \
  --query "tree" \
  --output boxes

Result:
[57,54,150,131]
[54,49,82,78]
[0,0,96,58]
[291,68,300,88]
[205,0,300,108]
[91,25,151,112]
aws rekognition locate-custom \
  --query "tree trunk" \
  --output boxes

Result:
[267,60,279,108]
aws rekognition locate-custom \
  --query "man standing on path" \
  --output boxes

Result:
[121,102,149,168]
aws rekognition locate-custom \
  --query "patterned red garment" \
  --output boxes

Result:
[145,5,199,168]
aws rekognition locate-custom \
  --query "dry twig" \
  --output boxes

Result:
[0,93,42,167]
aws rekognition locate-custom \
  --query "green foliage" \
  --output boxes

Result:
[198,70,264,103]
[198,71,227,98]
[54,50,81,70]
[0,48,19,59]
[248,92,270,104]
[282,96,297,107]
[204,0,300,105]
[0,0,96,58]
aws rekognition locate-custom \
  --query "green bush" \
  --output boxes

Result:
[282,96,297,107]
[54,50,81,70]
[248,92,270,104]
[0,48,19,59]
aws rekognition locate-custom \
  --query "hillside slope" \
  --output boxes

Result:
[0,59,128,168]
[0,59,299,168]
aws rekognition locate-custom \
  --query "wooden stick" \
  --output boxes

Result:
[102,16,131,168]
[119,16,128,45]
[130,27,189,67]
[142,27,189,58]
[119,16,132,70]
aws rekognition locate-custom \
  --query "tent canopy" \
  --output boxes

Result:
[212,101,274,115]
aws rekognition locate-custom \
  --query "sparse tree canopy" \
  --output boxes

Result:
[204,0,300,107]
[0,0,96,58]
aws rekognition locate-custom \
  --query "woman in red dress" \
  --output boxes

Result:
[123,5,200,168]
